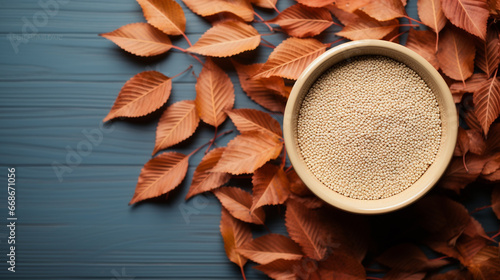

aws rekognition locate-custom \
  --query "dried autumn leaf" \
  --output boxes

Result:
[195,58,235,127]
[482,153,500,175]
[317,251,366,280]
[473,77,500,136]
[285,200,327,261]
[220,208,252,272]
[233,61,287,112]
[475,26,500,77]
[334,0,370,12]
[187,21,260,57]
[417,0,446,37]
[153,100,199,155]
[296,0,335,7]
[454,127,470,156]
[377,243,450,273]
[182,0,254,22]
[440,154,491,193]
[463,108,483,132]
[214,187,266,225]
[359,0,406,21]
[485,123,500,154]
[454,128,486,156]
[212,132,283,175]
[251,164,290,211]
[426,269,473,280]
[137,0,186,36]
[254,259,302,280]
[437,26,475,82]
[289,194,325,209]
[267,4,334,38]
[103,71,172,122]
[406,28,439,70]
[441,0,489,40]
[129,152,189,205]
[467,246,500,279]
[251,0,278,9]
[287,168,312,197]
[99,23,172,57]
[384,271,426,280]
[253,37,327,80]
[492,186,500,219]
[336,11,400,41]
[237,233,303,264]
[185,147,230,199]
[450,73,488,102]
[226,108,282,138]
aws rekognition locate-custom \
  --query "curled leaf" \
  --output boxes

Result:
[267,4,334,38]
[137,0,186,36]
[99,23,172,57]
[473,77,500,136]
[214,186,266,225]
[237,233,303,264]
[129,152,189,205]
[251,164,290,211]
[195,58,235,127]
[437,26,475,82]
[182,0,254,22]
[226,108,282,138]
[253,37,327,80]
[187,21,260,57]
[185,147,230,200]
[441,0,489,39]
[220,208,252,270]
[406,28,439,70]
[103,71,172,122]
[359,0,406,21]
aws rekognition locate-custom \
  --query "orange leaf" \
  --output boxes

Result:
[153,100,199,155]
[220,207,252,270]
[441,0,489,39]
[476,26,500,77]
[473,77,500,136]
[492,186,500,219]
[334,0,370,12]
[336,11,400,41]
[251,164,290,211]
[213,186,266,225]
[237,233,303,264]
[377,243,450,273]
[129,152,189,204]
[417,0,446,34]
[454,128,487,156]
[467,246,500,279]
[253,38,327,80]
[285,200,327,261]
[296,0,335,7]
[185,147,230,200]
[99,23,172,57]
[251,0,277,9]
[182,0,254,22]
[406,28,439,70]
[437,26,475,82]
[187,21,260,57]
[226,108,282,138]
[440,154,491,193]
[195,58,235,127]
[254,259,303,280]
[212,132,283,175]
[267,4,334,38]
[287,168,312,197]
[359,0,406,21]
[103,71,172,122]
[450,73,488,103]
[233,61,287,112]
[137,0,186,36]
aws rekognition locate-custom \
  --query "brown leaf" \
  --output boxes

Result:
[220,207,252,270]
[485,123,500,154]
[334,0,370,12]
[317,251,366,280]
[253,38,327,80]
[182,0,254,22]
[489,0,500,17]
[254,259,303,280]
[212,132,283,175]
[492,186,500,219]
[237,233,303,264]
[285,200,327,261]
[336,11,400,41]
[463,108,483,132]
[296,0,335,8]
[129,152,189,204]
[153,100,199,155]
[288,194,325,209]
[450,73,488,102]
[473,77,500,136]
[482,154,500,180]
[251,164,290,211]
[441,0,489,40]
[467,129,487,155]
[377,243,450,273]
[251,0,278,9]
[426,269,473,280]
[440,154,491,193]
[187,21,260,57]
[213,186,266,225]
[475,26,500,77]
[137,0,186,36]
[417,0,446,35]
[467,246,500,279]
[233,61,287,112]
[103,71,172,122]
[100,23,172,57]
[358,0,406,21]
[287,168,312,197]
[195,58,235,127]
[383,271,426,280]
[267,4,334,38]
[226,108,282,138]
[185,147,230,199]
[454,127,471,156]
[406,28,439,70]
[437,26,475,82]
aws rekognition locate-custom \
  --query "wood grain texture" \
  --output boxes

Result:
[0,1,493,279]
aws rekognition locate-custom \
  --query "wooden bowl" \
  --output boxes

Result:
[283,40,458,214]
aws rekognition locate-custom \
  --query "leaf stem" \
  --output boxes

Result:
[240,265,247,280]
[261,38,276,48]
[171,65,193,80]
[188,130,233,158]
[181,32,193,47]
[253,11,274,32]
[403,15,424,26]
[260,43,276,49]
[470,204,492,214]
[463,153,470,173]
[205,126,218,154]
[170,45,204,65]
[491,230,500,239]
[388,30,407,42]
[398,24,420,27]
[326,37,346,48]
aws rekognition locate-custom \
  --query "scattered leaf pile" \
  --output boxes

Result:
[100,0,500,279]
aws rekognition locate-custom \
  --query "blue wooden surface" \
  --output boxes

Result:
[0,0,497,279]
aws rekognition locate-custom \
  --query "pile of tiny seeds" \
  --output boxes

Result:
[297,55,442,200]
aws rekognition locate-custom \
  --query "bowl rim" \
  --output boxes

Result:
[283,39,458,214]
